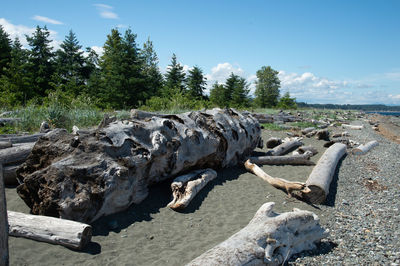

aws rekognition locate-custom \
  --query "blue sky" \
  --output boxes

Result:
[1,0,400,104]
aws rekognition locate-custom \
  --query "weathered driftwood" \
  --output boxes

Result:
[265,137,282,148]
[352,140,379,155]
[244,160,310,196]
[7,211,92,250]
[332,131,349,138]
[0,143,34,165]
[187,202,328,265]
[168,169,217,210]
[266,139,303,156]
[39,121,51,133]
[249,152,315,166]
[301,127,315,135]
[0,133,44,144]
[305,143,347,204]
[3,164,20,185]
[0,141,12,149]
[297,145,318,156]
[305,130,317,138]
[251,113,274,124]
[342,124,363,130]
[315,129,330,140]
[17,108,262,223]
[0,164,9,266]
[323,138,350,148]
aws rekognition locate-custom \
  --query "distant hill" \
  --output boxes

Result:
[297,102,400,111]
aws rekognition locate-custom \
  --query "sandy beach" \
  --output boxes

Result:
[5,114,400,265]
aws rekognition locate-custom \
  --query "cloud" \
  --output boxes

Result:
[32,15,63,25]
[90,45,104,57]
[385,71,400,81]
[94,4,119,19]
[389,94,400,100]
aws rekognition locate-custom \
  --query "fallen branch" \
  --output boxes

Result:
[249,152,315,165]
[7,211,92,250]
[352,140,379,155]
[187,202,328,265]
[168,169,217,210]
[244,160,310,196]
[305,143,347,204]
[266,139,303,156]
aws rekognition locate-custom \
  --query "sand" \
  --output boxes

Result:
[5,119,391,266]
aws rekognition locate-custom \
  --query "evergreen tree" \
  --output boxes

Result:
[230,76,250,108]
[254,66,280,108]
[209,82,226,107]
[0,25,12,77]
[224,73,240,106]
[277,92,297,109]
[26,26,55,98]
[164,53,185,95]
[141,38,163,97]
[186,66,206,99]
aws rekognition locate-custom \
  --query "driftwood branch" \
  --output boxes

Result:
[187,202,328,265]
[352,140,378,155]
[249,152,315,166]
[305,143,347,204]
[7,211,92,250]
[266,139,303,156]
[0,164,9,266]
[168,169,217,210]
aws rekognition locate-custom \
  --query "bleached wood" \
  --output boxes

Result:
[301,127,315,135]
[249,152,315,165]
[0,164,9,265]
[342,124,363,130]
[332,131,349,138]
[0,141,12,149]
[7,211,92,250]
[187,202,328,265]
[297,145,318,156]
[305,143,347,204]
[352,140,379,155]
[0,143,34,165]
[0,133,44,144]
[266,140,303,156]
[168,169,217,210]
[245,160,310,196]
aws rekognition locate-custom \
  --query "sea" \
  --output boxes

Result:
[366,111,400,117]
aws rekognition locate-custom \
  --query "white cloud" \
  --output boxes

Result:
[94,4,119,19]
[385,71,400,81]
[0,18,35,47]
[389,94,400,100]
[32,15,63,25]
[90,45,104,57]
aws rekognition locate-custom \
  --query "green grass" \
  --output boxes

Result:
[261,123,286,131]
[288,121,316,129]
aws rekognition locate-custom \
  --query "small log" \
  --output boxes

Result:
[266,140,303,156]
[297,145,318,156]
[187,202,328,265]
[342,124,363,130]
[332,131,349,138]
[249,152,315,165]
[305,130,317,138]
[0,164,9,265]
[3,164,20,186]
[323,138,350,148]
[168,169,217,210]
[0,133,44,144]
[244,160,310,196]
[0,141,12,149]
[301,127,315,135]
[0,143,34,165]
[305,143,347,204]
[352,140,379,155]
[7,211,92,250]
[265,137,282,148]
[315,129,330,140]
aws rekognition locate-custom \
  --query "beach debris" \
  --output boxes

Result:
[305,143,347,204]
[0,164,9,265]
[315,129,330,141]
[301,127,316,135]
[0,133,44,144]
[249,151,315,166]
[342,124,363,130]
[0,141,12,150]
[7,211,92,250]
[352,140,379,155]
[266,138,303,156]
[332,131,349,138]
[187,202,328,266]
[16,108,262,223]
[168,169,217,210]
[0,143,35,185]
[265,137,282,148]
[297,145,318,156]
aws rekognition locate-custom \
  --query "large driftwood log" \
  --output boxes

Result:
[352,140,379,155]
[0,143,34,165]
[0,141,12,149]
[168,169,217,210]
[187,202,328,265]
[249,152,315,166]
[7,211,92,250]
[0,165,9,265]
[17,108,262,223]
[305,143,347,204]
[266,139,303,156]
[244,160,310,196]
[0,133,44,144]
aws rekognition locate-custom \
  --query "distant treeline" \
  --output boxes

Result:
[297,102,400,111]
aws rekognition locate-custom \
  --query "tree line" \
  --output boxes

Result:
[0,25,296,110]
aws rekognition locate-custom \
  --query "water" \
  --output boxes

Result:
[366,111,400,116]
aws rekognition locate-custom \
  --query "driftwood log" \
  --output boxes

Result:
[0,143,34,165]
[305,143,347,204]
[352,140,379,155]
[342,124,363,130]
[168,169,217,210]
[17,108,262,223]
[3,165,20,185]
[315,129,330,140]
[265,137,282,149]
[297,145,318,156]
[0,141,12,149]
[0,164,9,266]
[0,133,44,144]
[266,139,303,156]
[301,127,315,135]
[187,202,328,265]
[7,211,92,250]
[249,152,315,166]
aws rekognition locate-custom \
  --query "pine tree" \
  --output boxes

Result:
[26,26,55,98]
[141,38,163,97]
[164,53,186,95]
[277,92,297,109]
[230,77,250,108]
[0,25,12,77]
[209,82,226,107]
[186,66,206,99]
[254,66,280,108]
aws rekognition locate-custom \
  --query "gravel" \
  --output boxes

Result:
[289,117,400,265]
